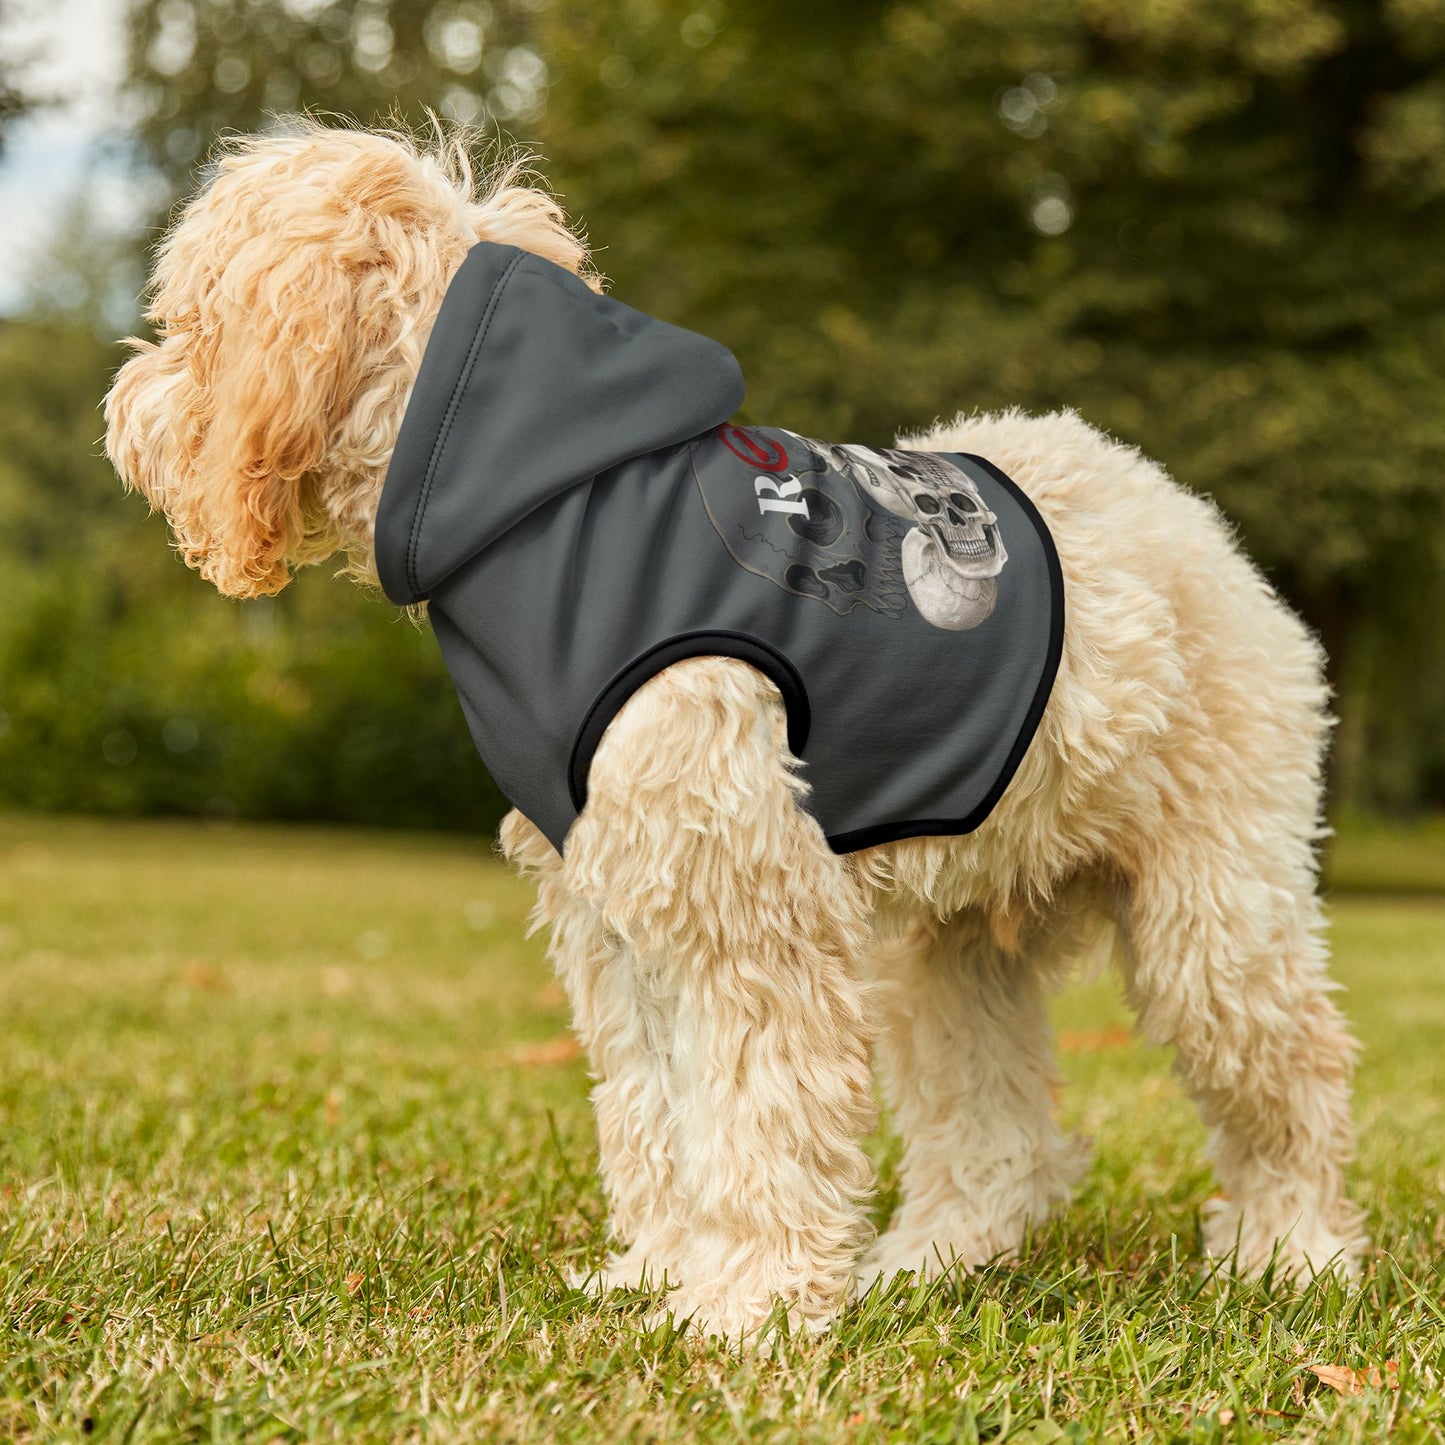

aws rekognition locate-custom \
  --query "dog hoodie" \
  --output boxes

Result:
[374,242,1063,853]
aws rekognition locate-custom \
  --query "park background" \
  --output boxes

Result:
[2,0,1444,832]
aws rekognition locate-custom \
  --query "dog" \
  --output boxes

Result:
[104,122,1365,1342]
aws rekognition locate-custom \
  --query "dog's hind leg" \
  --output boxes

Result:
[1119,837,1365,1279]
[860,908,1089,1288]
[562,658,879,1342]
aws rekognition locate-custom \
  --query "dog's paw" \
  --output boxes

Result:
[570,1245,675,1296]
[859,1132,1092,1295]
[645,1287,837,1350]
[856,1231,997,1296]
[1202,1196,1367,1283]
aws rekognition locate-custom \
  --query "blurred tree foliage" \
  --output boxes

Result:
[3,0,1443,828]
[125,0,550,189]
[0,318,506,829]
[535,0,1445,806]
[0,0,38,151]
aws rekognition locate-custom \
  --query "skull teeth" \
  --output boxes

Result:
[942,536,994,558]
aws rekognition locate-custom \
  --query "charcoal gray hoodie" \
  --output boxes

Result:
[375,242,1063,854]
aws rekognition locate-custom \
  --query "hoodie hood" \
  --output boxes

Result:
[375,243,746,604]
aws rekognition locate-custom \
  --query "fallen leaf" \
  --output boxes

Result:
[504,1037,583,1067]
[181,961,229,992]
[344,1273,364,1296]
[1057,1027,1133,1052]
[1309,1361,1399,1395]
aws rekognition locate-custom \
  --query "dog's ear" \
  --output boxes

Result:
[104,127,597,598]
[105,242,354,600]
[105,135,427,599]
[185,242,355,598]
[105,333,194,544]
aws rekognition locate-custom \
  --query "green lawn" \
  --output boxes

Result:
[2,813,1443,1443]
[1325,813,1445,897]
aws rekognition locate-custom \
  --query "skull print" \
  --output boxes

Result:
[693,426,1007,631]
[693,427,911,618]
[795,440,1008,630]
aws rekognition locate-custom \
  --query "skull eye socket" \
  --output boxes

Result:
[786,488,844,546]
[914,493,942,515]
[818,558,867,593]
[948,492,979,514]
[783,563,830,600]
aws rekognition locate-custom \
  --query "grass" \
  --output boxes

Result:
[1,812,1443,1443]
[1324,812,1445,897]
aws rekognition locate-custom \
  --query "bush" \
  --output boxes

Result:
[0,567,509,835]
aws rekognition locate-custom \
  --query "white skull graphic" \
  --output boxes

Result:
[798,441,1007,630]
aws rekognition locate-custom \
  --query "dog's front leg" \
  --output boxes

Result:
[501,809,685,1290]
[564,659,878,1343]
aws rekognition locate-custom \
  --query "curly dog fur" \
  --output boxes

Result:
[105,122,1365,1342]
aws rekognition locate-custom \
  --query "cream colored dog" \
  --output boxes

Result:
[105,123,1365,1342]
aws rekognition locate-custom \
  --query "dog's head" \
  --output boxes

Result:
[105,121,593,598]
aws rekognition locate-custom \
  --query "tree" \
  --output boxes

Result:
[0,313,509,830]
[0,0,38,153]
[123,0,547,195]
[534,0,1445,806]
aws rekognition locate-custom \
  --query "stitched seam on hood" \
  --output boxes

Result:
[405,248,527,599]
